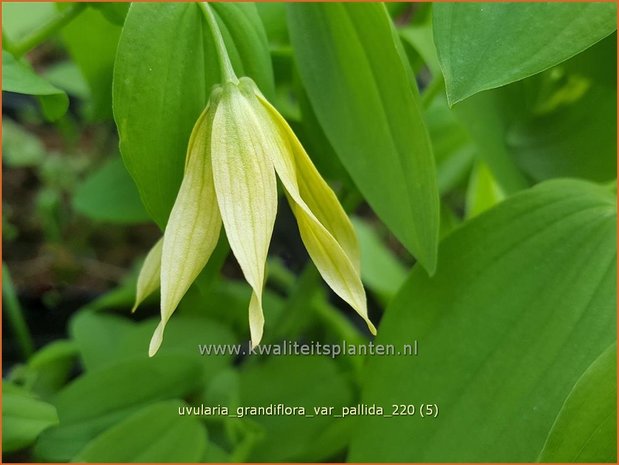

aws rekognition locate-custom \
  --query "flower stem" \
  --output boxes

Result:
[12,3,86,57]
[2,263,35,359]
[199,2,239,84]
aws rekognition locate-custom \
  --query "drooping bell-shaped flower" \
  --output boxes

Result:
[132,5,375,356]
[134,76,376,356]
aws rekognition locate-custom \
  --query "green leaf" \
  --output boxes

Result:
[113,3,273,228]
[349,179,616,462]
[539,343,617,463]
[424,94,475,195]
[34,354,203,461]
[434,2,617,104]
[2,50,69,121]
[73,156,150,224]
[2,118,46,168]
[61,6,122,120]
[240,356,354,462]
[3,383,59,453]
[70,311,236,376]
[74,401,207,462]
[88,2,129,26]
[289,3,440,273]
[453,87,530,194]
[399,20,441,76]
[25,340,79,399]
[1,2,55,42]
[42,61,89,99]
[256,3,288,46]
[351,216,407,304]
[457,34,617,190]
[508,34,617,183]
[465,161,505,219]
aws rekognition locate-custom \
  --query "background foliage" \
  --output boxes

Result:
[2,2,617,463]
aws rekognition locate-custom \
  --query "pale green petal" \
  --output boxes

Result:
[132,237,163,313]
[211,85,278,347]
[259,95,361,271]
[255,94,376,335]
[152,106,222,357]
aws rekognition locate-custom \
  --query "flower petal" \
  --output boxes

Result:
[259,95,361,272]
[152,105,223,356]
[211,85,278,347]
[255,95,376,335]
[132,237,163,313]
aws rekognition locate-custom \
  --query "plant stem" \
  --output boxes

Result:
[421,74,446,109]
[12,3,86,57]
[2,263,35,359]
[199,2,239,84]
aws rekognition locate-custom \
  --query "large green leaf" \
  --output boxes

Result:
[2,50,69,121]
[113,3,273,228]
[539,343,617,463]
[34,355,202,461]
[2,383,58,453]
[74,401,207,462]
[289,3,439,273]
[349,179,616,462]
[434,2,617,104]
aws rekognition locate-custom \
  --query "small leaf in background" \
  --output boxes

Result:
[60,6,122,121]
[453,88,530,195]
[42,61,89,99]
[539,343,617,463]
[1,2,55,42]
[73,400,207,462]
[256,3,289,46]
[508,33,617,183]
[239,356,354,462]
[434,2,617,104]
[2,118,46,168]
[3,383,59,453]
[70,311,237,376]
[349,179,616,462]
[424,94,476,195]
[456,33,617,192]
[465,161,505,219]
[289,3,440,274]
[88,2,129,26]
[399,20,441,77]
[34,354,203,461]
[351,216,407,304]
[72,156,150,224]
[2,50,69,121]
[113,3,273,228]
[16,341,79,400]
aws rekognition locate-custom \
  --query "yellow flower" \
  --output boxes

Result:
[135,77,376,356]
